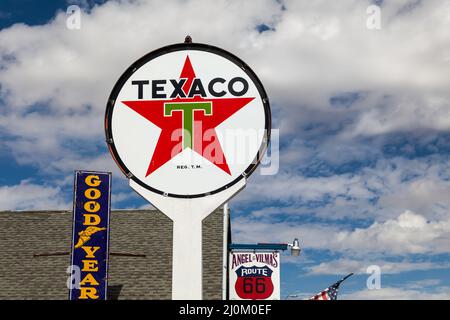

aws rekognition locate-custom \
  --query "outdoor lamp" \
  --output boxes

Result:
[289,238,301,256]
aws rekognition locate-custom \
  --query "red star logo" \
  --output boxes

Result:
[122,56,254,177]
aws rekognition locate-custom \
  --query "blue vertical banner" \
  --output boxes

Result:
[69,171,111,300]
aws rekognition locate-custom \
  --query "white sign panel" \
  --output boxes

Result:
[105,43,270,198]
[229,251,281,300]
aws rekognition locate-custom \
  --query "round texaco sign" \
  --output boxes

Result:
[105,43,270,198]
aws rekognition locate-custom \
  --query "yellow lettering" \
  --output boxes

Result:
[82,260,98,272]
[85,188,101,200]
[83,214,101,226]
[79,273,100,286]
[85,175,101,187]
[81,246,100,258]
[84,201,100,213]
[79,287,99,299]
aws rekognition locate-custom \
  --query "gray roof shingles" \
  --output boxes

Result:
[0,208,224,300]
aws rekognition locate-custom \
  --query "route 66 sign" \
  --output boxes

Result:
[229,251,280,300]
[105,42,270,198]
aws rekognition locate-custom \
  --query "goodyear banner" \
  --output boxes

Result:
[229,251,280,300]
[69,171,111,300]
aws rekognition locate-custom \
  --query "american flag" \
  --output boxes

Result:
[309,273,353,300]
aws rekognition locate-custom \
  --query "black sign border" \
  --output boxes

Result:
[105,42,271,198]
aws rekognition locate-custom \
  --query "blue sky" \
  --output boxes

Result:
[1,0,450,299]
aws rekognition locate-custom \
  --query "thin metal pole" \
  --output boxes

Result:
[222,202,229,300]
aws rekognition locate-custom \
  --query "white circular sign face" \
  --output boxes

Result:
[105,43,270,198]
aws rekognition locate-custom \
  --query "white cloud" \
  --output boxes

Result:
[342,287,450,300]
[110,190,146,209]
[234,171,373,205]
[234,156,450,223]
[307,259,450,275]
[378,177,450,221]
[0,180,69,210]
[233,210,450,256]
[406,279,442,290]
[334,210,450,255]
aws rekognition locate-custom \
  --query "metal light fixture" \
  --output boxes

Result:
[289,238,301,256]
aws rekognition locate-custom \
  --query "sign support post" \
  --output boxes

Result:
[131,179,245,299]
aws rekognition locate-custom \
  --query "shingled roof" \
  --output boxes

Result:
[0,208,226,299]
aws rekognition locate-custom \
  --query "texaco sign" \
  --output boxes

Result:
[105,43,270,197]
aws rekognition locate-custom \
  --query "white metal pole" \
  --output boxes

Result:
[222,202,229,300]
[171,215,204,299]
[129,179,245,300]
